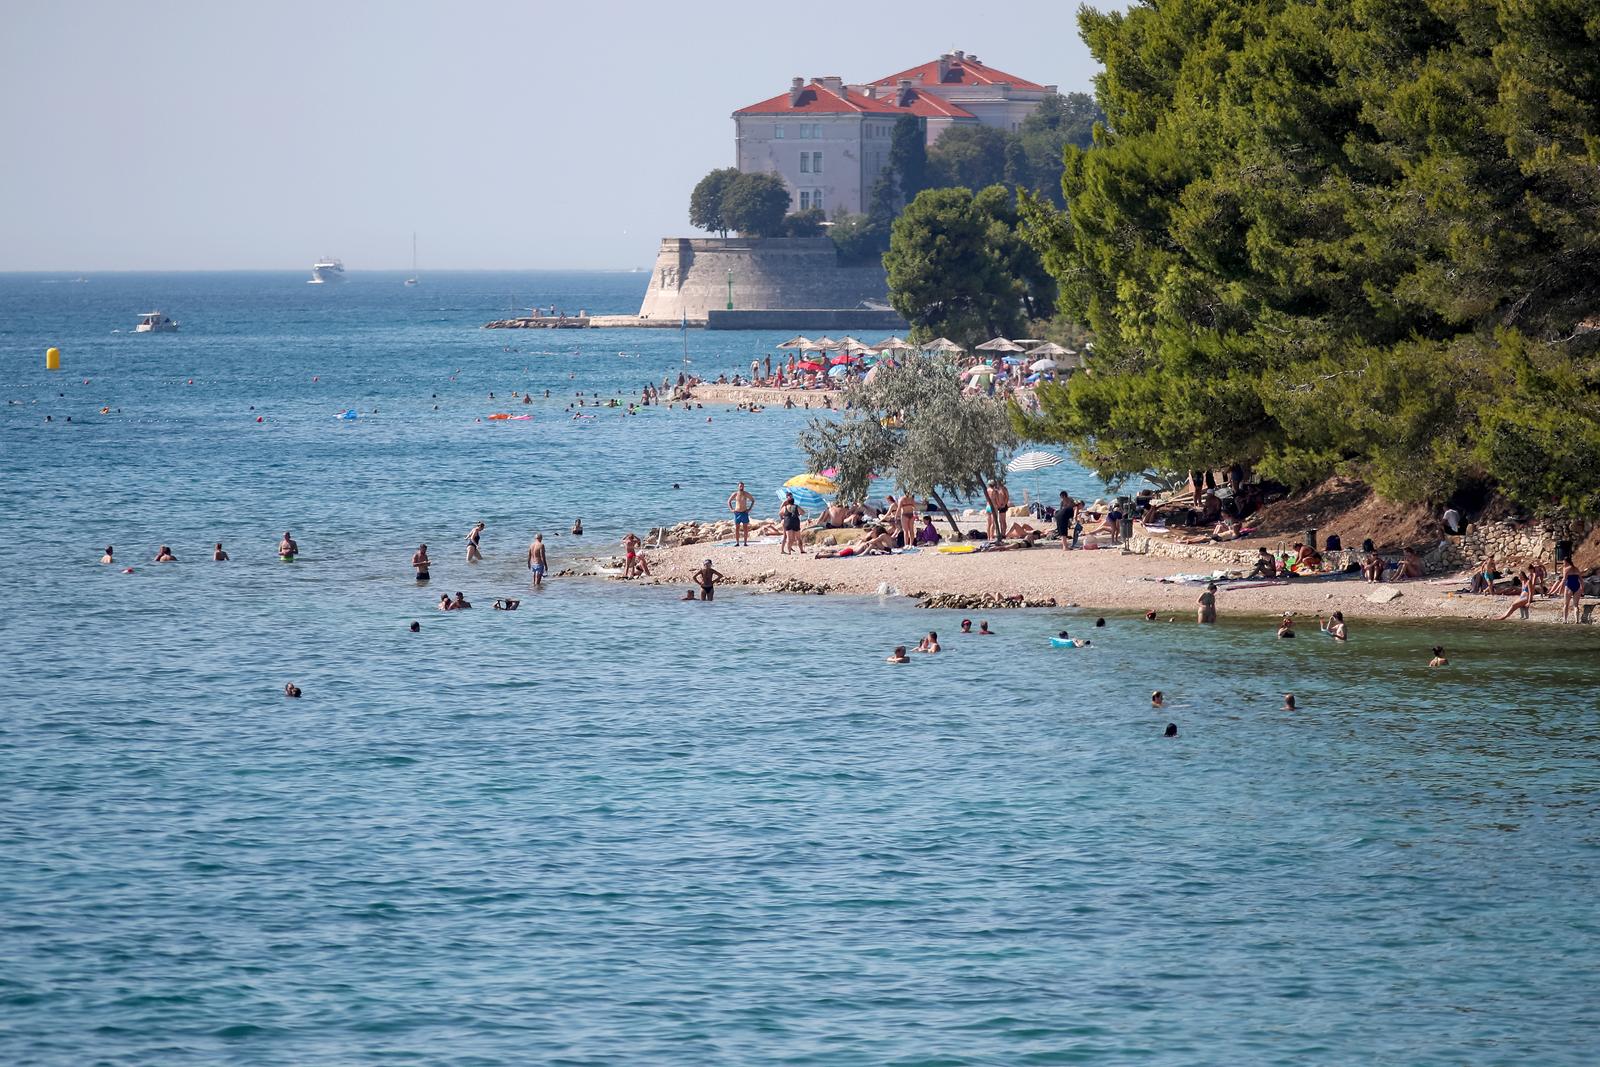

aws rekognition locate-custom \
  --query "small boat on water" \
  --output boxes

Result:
[134,311,178,333]
[404,232,419,286]
[309,257,345,284]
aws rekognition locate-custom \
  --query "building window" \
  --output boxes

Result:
[813,189,824,212]
[775,125,784,139]
[812,151,823,173]
[799,191,811,211]
[799,153,810,173]
[799,125,810,140]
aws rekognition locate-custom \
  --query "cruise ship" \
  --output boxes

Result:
[308,257,345,284]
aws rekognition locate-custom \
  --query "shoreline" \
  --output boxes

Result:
[688,383,842,408]
[579,538,1594,627]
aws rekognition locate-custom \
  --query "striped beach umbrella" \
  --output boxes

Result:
[777,486,828,511]
[1007,450,1065,473]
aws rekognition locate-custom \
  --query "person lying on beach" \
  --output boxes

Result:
[886,646,910,664]
[1179,519,1241,545]
[915,632,941,654]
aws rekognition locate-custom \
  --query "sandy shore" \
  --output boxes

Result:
[688,383,842,408]
[621,538,1593,626]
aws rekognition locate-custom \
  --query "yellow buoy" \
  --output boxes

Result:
[45,347,61,371]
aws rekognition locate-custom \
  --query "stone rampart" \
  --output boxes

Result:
[637,237,892,321]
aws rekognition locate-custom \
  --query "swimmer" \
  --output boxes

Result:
[1276,614,1295,638]
[527,533,548,587]
[466,521,485,564]
[1429,645,1449,667]
[1151,690,1164,708]
[213,543,229,561]
[1164,723,1178,737]
[915,631,941,653]
[154,545,176,562]
[1144,609,1156,620]
[886,645,910,664]
[492,597,520,611]
[452,591,472,610]
[979,620,994,635]
[1095,618,1105,627]
[284,682,302,699]
[960,618,973,634]
[571,518,583,536]
[100,546,114,565]
[438,594,453,611]
[681,589,697,601]
[1319,611,1347,641]
[278,531,298,561]
[1282,693,1297,711]
[412,544,431,582]
[409,621,421,632]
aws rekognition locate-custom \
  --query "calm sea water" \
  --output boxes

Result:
[2,271,1598,1065]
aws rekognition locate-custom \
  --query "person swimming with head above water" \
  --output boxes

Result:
[492,597,519,610]
[1319,611,1347,641]
[283,682,302,699]
[886,645,910,664]
[101,545,114,564]
[1151,690,1164,708]
[452,591,472,610]
[1277,614,1296,639]
[409,621,420,632]
[1164,722,1178,737]
[960,618,973,634]
[1429,644,1449,667]
[1282,693,1297,711]
[978,620,994,635]
[915,631,941,654]
[154,545,176,562]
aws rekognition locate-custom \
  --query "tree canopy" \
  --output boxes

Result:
[798,357,1018,533]
[1015,0,1600,516]
[720,172,791,237]
[688,167,739,237]
[884,185,1055,346]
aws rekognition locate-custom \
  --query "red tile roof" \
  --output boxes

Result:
[878,86,976,119]
[871,56,1048,92]
[735,81,902,115]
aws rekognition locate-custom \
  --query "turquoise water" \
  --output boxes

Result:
[3,272,1599,1064]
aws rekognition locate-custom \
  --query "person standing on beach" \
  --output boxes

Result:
[1560,559,1583,622]
[1055,492,1075,551]
[622,532,641,577]
[528,534,548,588]
[1197,582,1217,624]
[412,544,431,582]
[466,522,485,564]
[727,482,755,546]
[985,481,1011,542]
[779,493,804,555]
[897,492,917,548]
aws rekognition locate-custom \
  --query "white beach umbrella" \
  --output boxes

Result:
[961,363,995,379]
[839,336,873,353]
[975,337,1025,353]
[810,336,841,351]
[1007,450,1065,473]
[921,337,965,355]
[1030,358,1059,372]
[777,336,813,350]
[872,336,916,353]
[1023,342,1068,358]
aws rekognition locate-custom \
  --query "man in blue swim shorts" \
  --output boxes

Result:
[527,533,548,588]
[727,481,755,547]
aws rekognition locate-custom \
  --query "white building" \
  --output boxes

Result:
[732,52,1058,216]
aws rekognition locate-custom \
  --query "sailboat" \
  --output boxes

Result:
[404,232,419,286]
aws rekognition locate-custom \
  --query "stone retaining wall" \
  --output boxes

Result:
[637,237,892,321]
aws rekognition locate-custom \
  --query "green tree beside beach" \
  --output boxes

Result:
[1013,0,1600,517]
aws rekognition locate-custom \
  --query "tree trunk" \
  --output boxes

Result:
[930,490,964,538]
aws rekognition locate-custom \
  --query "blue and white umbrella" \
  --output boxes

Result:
[777,486,828,511]
[1007,450,1064,473]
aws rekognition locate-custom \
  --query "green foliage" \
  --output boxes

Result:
[1016,0,1600,515]
[885,186,1053,346]
[781,208,826,237]
[829,212,886,265]
[888,115,930,206]
[720,172,791,237]
[798,357,1018,532]
[928,125,1011,192]
[688,167,739,236]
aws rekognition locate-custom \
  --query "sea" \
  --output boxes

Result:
[2,270,1598,1065]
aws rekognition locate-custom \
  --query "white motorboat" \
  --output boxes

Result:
[309,257,345,284]
[134,311,178,333]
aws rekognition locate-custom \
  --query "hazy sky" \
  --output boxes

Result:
[2,2,1112,271]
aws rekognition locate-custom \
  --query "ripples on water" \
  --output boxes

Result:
[2,273,1599,1064]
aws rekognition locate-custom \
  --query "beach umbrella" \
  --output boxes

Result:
[827,364,850,377]
[839,336,872,352]
[975,336,1025,353]
[1007,450,1064,473]
[810,336,840,351]
[1030,358,1059,372]
[1023,341,1068,357]
[872,336,916,353]
[777,336,812,350]
[797,360,824,372]
[960,364,995,379]
[829,352,863,365]
[777,486,828,511]
[1002,355,1025,365]
[921,337,965,355]
[786,473,839,494]
[861,364,881,385]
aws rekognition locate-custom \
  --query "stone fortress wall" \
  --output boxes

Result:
[636,237,893,322]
